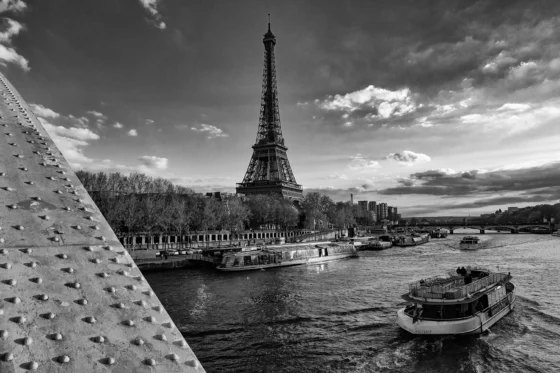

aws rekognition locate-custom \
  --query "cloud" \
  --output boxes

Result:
[127,129,138,137]
[138,155,168,170]
[29,103,60,118]
[382,150,431,166]
[0,17,22,43]
[348,154,380,170]
[0,0,27,13]
[191,123,228,139]
[379,162,560,201]
[323,174,348,180]
[145,119,154,125]
[138,0,166,29]
[0,43,28,70]
[113,122,123,129]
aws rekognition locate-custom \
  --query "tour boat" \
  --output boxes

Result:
[217,242,357,271]
[396,266,516,335]
[552,231,560,237]
[459,236,481,250]
[394,233,430,247]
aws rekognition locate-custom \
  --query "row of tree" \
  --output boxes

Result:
[481,204,560,225]
[75,171,366,247]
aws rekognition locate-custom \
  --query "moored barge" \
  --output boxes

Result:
[396,266,516,335]
[218,242,357,271]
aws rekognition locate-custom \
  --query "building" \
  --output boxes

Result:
[236,21,303,201]
[388,206,394,221]
[368,201,376,212]
[393,207,398,218]
[358,200,368,211]
[379,203,388,220]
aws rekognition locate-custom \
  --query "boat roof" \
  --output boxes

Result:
[225,242,350,256]
[406,267,510,301]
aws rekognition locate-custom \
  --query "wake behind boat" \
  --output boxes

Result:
[396,266,516,335]
[217,242,357,271]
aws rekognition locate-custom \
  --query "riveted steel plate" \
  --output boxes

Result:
[0,73,205,372]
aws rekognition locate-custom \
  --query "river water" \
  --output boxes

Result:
[145,231,560,373]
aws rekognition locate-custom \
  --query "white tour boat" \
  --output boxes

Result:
[396,266,516,335]
[459,236,481,250]
[217,242,357,271]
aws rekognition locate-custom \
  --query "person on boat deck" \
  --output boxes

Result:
[464,273,472,284]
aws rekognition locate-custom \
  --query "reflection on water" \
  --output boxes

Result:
[145,231,560,373]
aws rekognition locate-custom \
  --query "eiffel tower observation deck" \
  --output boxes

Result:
[0,72,203,371]
[236,18,304,201]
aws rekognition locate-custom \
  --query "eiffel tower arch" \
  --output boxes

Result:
[236,19,304,201]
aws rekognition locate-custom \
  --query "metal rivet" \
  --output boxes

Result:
[57,355,70,364]
[153,305,163,313]
[104,245,113,251]
[31,277,43,284]
[4,279,17,286]
[92,225,100,230]
[103,357,116,365]
[175,339,187,348]
[63,267,74,274]
[42,312,55,320]
[0,263,11,269]
[143,290,154,297]
[98,236,106,241]
[42,215,50,220]
[132,337,144,346]
[91,258,101,264]
[126,284,137,291]
[84,316,96,324]
[20,167,27,171]
[143,358,156,366]
[84,246,94,252]
[86,216,94,220]
[57,253,68,259]
[13,315,26,324]
[27,261,38,268]
[66,281,81,289]
[167,353,179,362]
[163,322,172,328]
[92,335,105,343]
[47,176,55,180]
[32,196,41,201]
[133,276,144,282]
[55,190,62,194]
[75,225,82,230]
[8,204,17,209]
[185,360,199,368]
[76,298,87,305]
[22,336,33,345]
[16,225,24,230]
[122,320,134,326]
[63,206,71,211]
[22,248,32,254]
[8,297,20,304]
[52,236,60,242]
[106,286,116,293]
[0,330,8,339]
[37,294,48,301]
[117,269,128,276]
[113,302,125,309]
[2,352,14,362]
[0,249,6,255]
[134,300,147,308]
[145,316,156,323]
[51,333,63,340]
[97,272,109,278]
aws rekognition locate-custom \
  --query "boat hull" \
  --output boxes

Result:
[459,243,481,250]
[396,292,516,335]
[216,253,356,272]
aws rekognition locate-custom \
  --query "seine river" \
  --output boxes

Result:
[145,231,560,373]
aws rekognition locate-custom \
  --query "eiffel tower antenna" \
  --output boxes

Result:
[236,18,303,201]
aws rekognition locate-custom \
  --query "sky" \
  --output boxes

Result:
[1,0,559,217]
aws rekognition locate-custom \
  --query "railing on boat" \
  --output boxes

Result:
[409,272,509,300]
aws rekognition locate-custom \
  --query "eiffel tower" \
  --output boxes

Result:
[236,18,304,201]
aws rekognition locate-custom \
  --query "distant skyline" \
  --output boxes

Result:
[1,0,559,216]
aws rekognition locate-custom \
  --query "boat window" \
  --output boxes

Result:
[233,258,240,267]
[324,248,329,256]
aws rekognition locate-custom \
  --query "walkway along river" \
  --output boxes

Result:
[145,231,560,373]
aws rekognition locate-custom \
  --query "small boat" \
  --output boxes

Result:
[394,233,430,247]
[217,242,357,271]
[360,235,393,250]
[459,236,481,250]
[396,266,516,335]
[552,231,560,237]
[430,228,449,238]
[530,227,550,234]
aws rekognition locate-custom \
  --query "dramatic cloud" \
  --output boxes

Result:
[383,150,430,166]
[139,155,168,170]
[348,154,380,170]
[127,129,138,136]
[113,122,123,129]
[191,124,228,139]
[145,119,154,125]
[0,43,28,70]
[138,0,166,29]
[29,103,60,118]
[379,162,560,201]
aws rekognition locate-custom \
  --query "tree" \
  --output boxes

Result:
[221,197,251,244]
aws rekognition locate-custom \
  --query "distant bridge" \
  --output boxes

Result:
[394,223,554,234]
